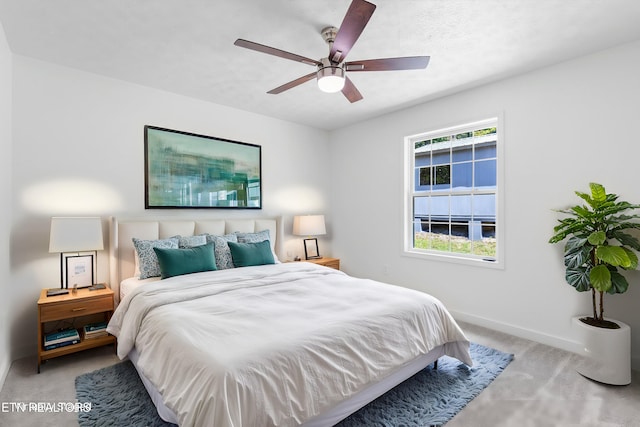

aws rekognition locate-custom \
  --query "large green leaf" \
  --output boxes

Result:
[604,193,619,203]
[565,266,592,292]
[608,269,629,294]
[571,205,593,219]
[600,203,640,218]
[565,236,588,252]
[611,231,640,251]
[587,231,606,246]
[621,247,638,270]
[590,264,611,292]
[618,217,640,226]
[590,183,607,206]
[563,237,592,268]
[549,220,591,244]
[575,191,593,206]
[596,246,631,268]
[609,213,640,222]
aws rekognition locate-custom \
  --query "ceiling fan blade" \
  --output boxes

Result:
[267,72,317,94]
[341,77,363,103]
[329,0,376,64]
[235,39,321,66]
[345,56,430,72]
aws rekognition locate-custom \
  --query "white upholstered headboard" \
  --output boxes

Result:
[108,216,283,303]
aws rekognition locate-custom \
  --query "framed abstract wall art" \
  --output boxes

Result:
[144,126,262,209]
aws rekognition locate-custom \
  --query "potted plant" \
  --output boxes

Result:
[549,182,640,384]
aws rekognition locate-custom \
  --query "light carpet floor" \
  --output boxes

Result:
[1,321,639,427]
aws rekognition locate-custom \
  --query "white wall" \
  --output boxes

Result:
[9,56,331,360]
[0,19,12,387]
[329,40,640,369]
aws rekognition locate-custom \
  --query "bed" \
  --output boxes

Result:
[107,216,472,427]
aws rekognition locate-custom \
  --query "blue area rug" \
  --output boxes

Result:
[336,343,513,426]
[75,342,513,426]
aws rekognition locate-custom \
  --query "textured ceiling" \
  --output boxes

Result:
[1,0,640,130]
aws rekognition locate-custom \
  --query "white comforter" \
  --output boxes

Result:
[107,262,471,427]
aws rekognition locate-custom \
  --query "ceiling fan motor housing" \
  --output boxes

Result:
[321,26,339,44]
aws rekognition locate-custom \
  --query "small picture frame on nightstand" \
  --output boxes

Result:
[303,238,321,260]
[65,255,94,288]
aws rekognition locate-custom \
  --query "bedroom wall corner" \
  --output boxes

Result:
[0,17,13,390]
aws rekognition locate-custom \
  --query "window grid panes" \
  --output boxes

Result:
[409,119,498,261]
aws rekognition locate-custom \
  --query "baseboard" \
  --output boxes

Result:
[451,310,583,353]
[451,310,640,372]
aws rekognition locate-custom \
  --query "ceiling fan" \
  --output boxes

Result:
[234,0,430,103]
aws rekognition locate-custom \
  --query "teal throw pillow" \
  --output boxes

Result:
[228,240,275,267]
[153,242,217,279]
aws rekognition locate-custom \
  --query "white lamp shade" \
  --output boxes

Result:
[293,215,326,236]
[49,217,104,253]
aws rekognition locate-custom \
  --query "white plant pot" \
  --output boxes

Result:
[572,316,631,385]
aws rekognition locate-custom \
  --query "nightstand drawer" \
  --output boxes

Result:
[39,296,113,322]
[304,257,340,270]
[319,259,340,270]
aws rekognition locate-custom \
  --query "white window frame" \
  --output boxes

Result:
[403,115,504,269]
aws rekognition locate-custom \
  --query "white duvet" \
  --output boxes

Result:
[107,262,471,427]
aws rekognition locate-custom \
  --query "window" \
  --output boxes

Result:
[404,117,501,266]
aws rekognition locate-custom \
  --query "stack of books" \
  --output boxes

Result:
[83,321,108,340]
[44,328,80,350]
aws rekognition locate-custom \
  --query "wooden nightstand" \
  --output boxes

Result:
[304,257,340,270]
[37,286,116,373]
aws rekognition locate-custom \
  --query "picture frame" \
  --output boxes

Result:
[303,238,321,260]
[144,125,262,209]
[65,254,94,289]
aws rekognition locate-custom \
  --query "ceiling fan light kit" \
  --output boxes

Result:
[234,0,430,103]
[317,59,345,93]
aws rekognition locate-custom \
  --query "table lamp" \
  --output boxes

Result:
[49,217,104,292]
[293,215,326,260]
